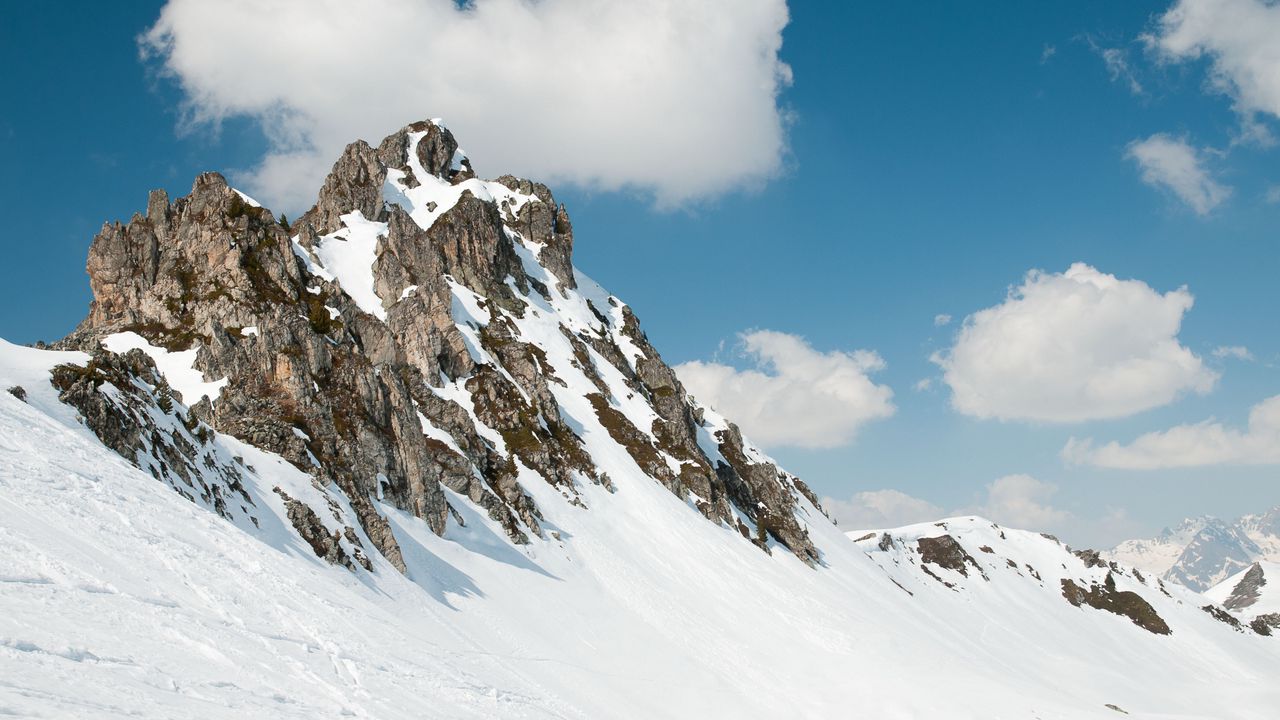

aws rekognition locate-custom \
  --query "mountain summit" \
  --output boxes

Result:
[57,119,824,570]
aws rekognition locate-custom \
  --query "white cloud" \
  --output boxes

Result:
[1148,0,1280,127]
[827,475,1071,534]
[1126,134,1231,215]
[932,263,1217,423]
[1087,39,1144,95]
[1041,44,1058,64]
[1212,345,1253,361]
[142,0,793,212]
[675,330,895,449]
[1266,185,1280,204]
[913,378,933,392]
[933,313,952,327]
[822,490,942,531]
[1064,394,1280,469]
[961,474,1073,532]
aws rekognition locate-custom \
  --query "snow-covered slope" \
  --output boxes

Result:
[1110,512,1280,592]
[2,343,1277,718]
[3,118,1279,717]
[1206,562,1280,635]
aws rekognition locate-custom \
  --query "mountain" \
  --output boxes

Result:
[1206,562,1280,636]
[1109,509,1280,592]
[1,119,1277,718]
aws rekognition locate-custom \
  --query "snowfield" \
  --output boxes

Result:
[2,340,1278,719]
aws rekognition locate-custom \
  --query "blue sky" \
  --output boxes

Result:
[1,0,1277,546]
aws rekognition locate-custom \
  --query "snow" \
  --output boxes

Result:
[231,188,262,207]
[1108,515,1280,592]
[4,318,1280,720]
[241,326,259,337]
[4,362,1278,718]
[292,240,336,283]
[382,131,539,234]
[307,211,389,321]
[101,331,229,405]
[417,411,467,457]
[5,130,1280,717]
[1206,561,1280,620]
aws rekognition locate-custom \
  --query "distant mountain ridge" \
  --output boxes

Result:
[1108,507,1280,592]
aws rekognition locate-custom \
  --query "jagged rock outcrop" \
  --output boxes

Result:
[1061,574,1171,635]
[56,119,826,571]
[918,535,983,579]
[1221,562,1266,611]
[49,346,257,525]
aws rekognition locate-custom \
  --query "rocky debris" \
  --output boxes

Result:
[273,487,369,571]
[1250,613,1279,636]
[1201,604,1246,632]
[1105,704,1129,715]
[1074,549,1108,569]
[49,347,254,523]
[6,385,25,402]
[53,118,828,572]
[878,533,895,552]
[851,532,876,543]
[712,421,820,563]
[917,535,984,579]
[1060,574,1171,635]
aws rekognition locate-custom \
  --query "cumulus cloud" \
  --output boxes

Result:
[962,474,1073,531]
[826,475,1071,534]
[1212,345,1253,361]
[822,490,942,531]
[1148,0,1280,127]
[1064,394,1280,469]
[675,330,895,449]
[1126,134,1231,215]
[932,263,1217,422]
[933,314,952,327]
[141,0,793,212]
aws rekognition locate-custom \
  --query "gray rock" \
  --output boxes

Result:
[55,118,831,572]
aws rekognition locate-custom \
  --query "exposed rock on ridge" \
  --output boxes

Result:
[58,119,825,569]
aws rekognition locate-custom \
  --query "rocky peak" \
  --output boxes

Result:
[56,119,827,572]
[1221,562,1267,611]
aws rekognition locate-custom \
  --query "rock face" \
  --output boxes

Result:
[1221,562,1267,612]
[49,346,258,526]
[1205,560,1280,637]
[917,535,982,579]
[1060,574,1171,635]
[57,119,826,569]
